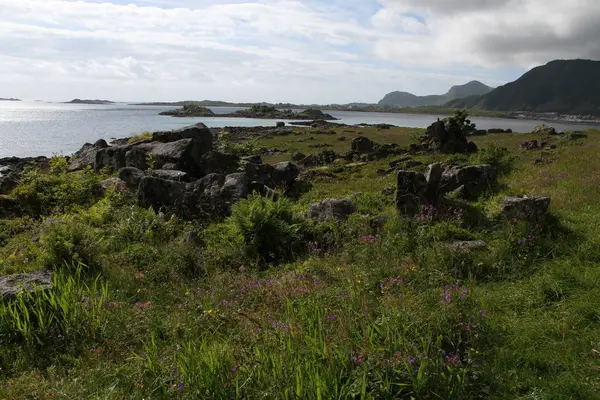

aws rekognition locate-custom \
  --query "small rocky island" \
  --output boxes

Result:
[0,98,21,101]
[66,99,115,105]
[160,104,338,120]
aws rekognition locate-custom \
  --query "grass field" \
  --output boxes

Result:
[1,124,599,399]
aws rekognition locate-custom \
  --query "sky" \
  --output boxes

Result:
[0,0,599,104]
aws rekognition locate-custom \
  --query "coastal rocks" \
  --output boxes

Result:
[440,165,497,199]
[351,136,375,153]
[152,123,213,149]
[69,140,108,171]
[200,151,240,175]
[500,195,551,222]
[307,198,357,222]
[0,156,49,194]
[0,270,53,300]
[138,176,187,213]
[487,128,513,134]
[532,125,557,135]
[117,167,146,188]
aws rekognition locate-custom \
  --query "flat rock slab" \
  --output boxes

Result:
[0,270,53,300]
[446,240,487,252]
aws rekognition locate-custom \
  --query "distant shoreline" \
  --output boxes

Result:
[0,98,21,102]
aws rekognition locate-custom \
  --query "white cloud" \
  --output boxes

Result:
[0,0,597,103]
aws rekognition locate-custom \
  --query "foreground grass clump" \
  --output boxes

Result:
[1,126,600,399]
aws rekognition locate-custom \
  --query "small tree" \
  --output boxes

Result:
[447,110,476,136]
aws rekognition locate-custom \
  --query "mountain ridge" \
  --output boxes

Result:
[378,81,493,107]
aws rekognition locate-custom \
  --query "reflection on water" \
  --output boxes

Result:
[1,102,599,158]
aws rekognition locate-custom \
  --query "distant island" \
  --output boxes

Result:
[66,99,115,105]
[160,104,339,120]
[0,98,21,102]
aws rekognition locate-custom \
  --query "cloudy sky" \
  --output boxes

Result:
[0,0,598,103]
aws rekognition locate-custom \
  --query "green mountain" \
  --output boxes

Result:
[446,59,600,115]
[378,81,493,107]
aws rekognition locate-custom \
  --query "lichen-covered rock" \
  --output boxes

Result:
[308,198,357,222]
[396,170,428,216]
[440,165,497,200]
[500,195,551,222]
[0,270,53,300]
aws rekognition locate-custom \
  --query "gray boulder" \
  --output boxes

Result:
[117,167,146,188]
[308,198,357,222]
[440,165,497,199]
[351,136,375,153]
[200,151,240,175]
[272,162,300,186]
[500,195,550,222]
[0,270,53,300]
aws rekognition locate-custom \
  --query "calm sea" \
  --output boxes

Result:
[1,101,599,158]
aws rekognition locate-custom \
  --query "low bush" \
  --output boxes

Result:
[474,143,517,175]
[11,157,104,215]
[37,216,103,271]
[229,194,308,267]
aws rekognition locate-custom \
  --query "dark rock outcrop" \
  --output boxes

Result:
[272,162,300,186]
[396,171,428,216]
[307,198,357,222]
[69,140,109,171]
[0,156,49,194]
[200,151,240,175]
[0,270,53,300]
[351,136,375,153]
[425,119,475,154]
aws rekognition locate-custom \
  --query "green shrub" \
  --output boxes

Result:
[218,131,259,156]
[128,131,152,143]
[37,216,103,271]
[474,143,517,175]
[11,156,104,215]
[229,194,307,267]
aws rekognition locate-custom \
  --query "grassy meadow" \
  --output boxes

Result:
[1,124,600,399]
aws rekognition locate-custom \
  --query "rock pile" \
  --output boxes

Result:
[395,163,497,215]
[0,156,49,195]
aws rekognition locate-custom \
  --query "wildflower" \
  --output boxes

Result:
[445,353,461,367]
[407,356,415,365]
[134,301,152,310]
[107,301,118,309]
[326,314,337,322]
[239,265,246,272]
[255,327,263,335]
[351,351,366,365]
[479,309,488,318]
